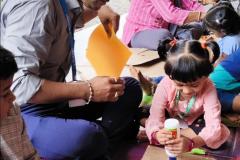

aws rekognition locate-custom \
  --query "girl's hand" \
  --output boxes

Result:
[165,137,191,155]
[155,129,173,145]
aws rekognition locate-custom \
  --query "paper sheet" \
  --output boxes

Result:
[86,24,132,77]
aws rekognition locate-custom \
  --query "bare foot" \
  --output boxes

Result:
[129,66,155,95]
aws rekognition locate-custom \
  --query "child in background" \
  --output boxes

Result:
[203,1,240,63]
[209,47,240,122]
[122,0,215,50]
[146,40,230,155]
[0,46,39,160]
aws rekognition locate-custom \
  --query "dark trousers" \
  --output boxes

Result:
[21,77,142,160]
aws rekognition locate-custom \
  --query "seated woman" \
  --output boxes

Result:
[122,0,218,50]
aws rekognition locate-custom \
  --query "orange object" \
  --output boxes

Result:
[169,128,178,139]
[86,24,132,77]
[201,42,207,49]
[169,38,177,47]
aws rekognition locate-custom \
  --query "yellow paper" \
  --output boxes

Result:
[86,24,132,77]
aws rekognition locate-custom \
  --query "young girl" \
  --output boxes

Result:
[145,40,230,155]
[203,1,240,62]
[203,1,240,123]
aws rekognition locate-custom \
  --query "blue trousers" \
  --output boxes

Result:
[21,77,142,160]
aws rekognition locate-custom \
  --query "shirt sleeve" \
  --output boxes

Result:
[150,0,190,25]
[15,105,40,160]
[1,1,55,105]
[218,36,240,56]
[146,77,169,144]
[198,83,230,149]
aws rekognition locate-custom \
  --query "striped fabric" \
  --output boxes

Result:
[0,104,39,160]
[122,0,205,45]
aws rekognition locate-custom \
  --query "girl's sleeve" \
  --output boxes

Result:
[146,77,169,144]
[198,84,230,149]
[150,0,189,25]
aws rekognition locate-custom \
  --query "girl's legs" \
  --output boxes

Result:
[130,28,173,50]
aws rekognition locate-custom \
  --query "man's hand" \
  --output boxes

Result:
[98,5,120,37]
[89,76,125,102]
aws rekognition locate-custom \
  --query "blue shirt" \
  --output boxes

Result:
[217,33,240,55]
[210,48,240,91]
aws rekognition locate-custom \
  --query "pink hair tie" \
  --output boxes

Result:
[169,38,177,47]
[201,42,207,49]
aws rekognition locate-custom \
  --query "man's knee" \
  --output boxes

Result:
[122,77,142,105]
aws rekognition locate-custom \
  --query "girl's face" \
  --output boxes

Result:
[172,77,208,99]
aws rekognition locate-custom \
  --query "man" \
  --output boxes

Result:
[0,0,142,159]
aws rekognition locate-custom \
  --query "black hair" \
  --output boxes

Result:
[203,2,240,35]
[0,46,18,80]
[164,40,220,83]
[157,38,172,59]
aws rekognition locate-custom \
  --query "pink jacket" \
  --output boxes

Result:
[146,76,230,149]
[122,0,205,45]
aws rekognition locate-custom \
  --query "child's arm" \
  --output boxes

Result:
[198,81,230,149]
[145,77,171,143]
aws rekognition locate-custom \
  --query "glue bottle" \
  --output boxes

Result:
[164,118,180,160]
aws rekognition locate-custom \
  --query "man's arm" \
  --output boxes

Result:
[2,1,123,105]
[30,77,125,104]
[29,80,89,104]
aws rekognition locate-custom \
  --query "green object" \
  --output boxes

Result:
[191,148,206,155]
[142,93,153,105]
[174,90,196,119]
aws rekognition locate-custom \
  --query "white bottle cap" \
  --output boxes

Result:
[164,118,179,130]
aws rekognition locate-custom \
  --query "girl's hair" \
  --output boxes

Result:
[203,2,240,35]
[157,39,172,59]
[163,40,220,83]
